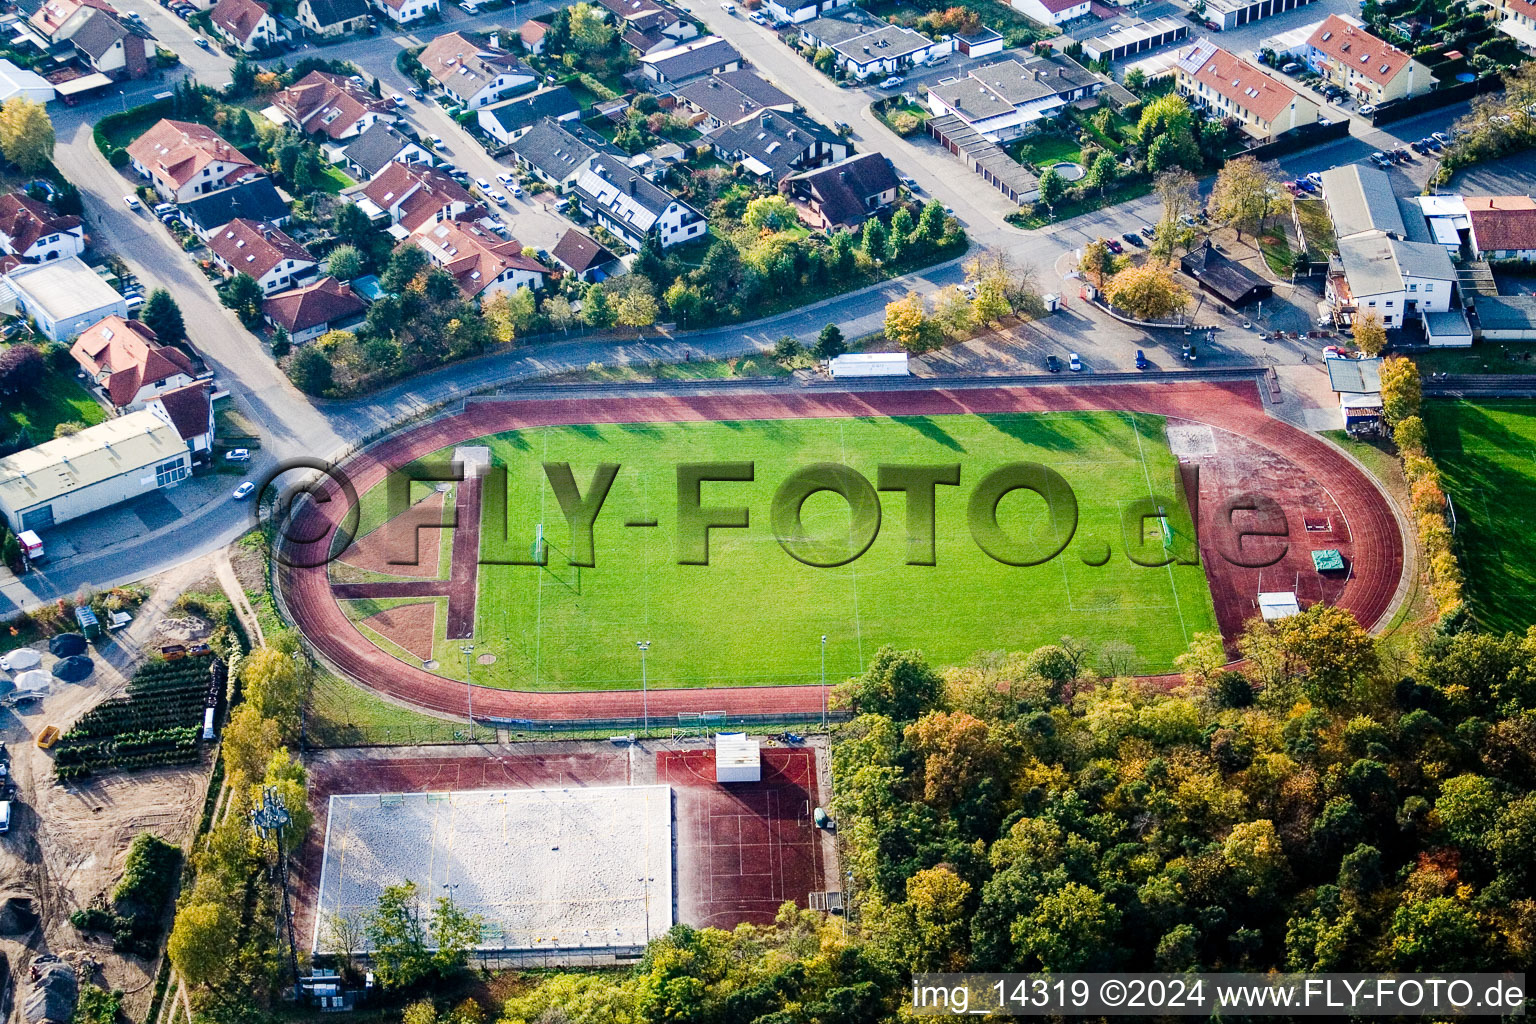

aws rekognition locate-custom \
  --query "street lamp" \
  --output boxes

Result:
[820,635,827,730]
[636,641,650,736]
[461,643,475,733]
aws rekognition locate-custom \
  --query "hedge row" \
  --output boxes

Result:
[1379,356,1465,617]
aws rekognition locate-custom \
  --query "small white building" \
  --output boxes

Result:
[828,352,909,378]
[0,407,191,534]
[715,733,761,783]
[4,257,128,342]
[0,59,56,104]
[1258,592,1301,620]
[1011,0,1089,25]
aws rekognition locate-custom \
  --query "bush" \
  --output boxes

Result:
[891,111,920,136]
[108,148,129,168]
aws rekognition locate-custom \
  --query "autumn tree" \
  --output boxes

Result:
[240,645,304,738]
[616,289,658,331]
[932,287,977,339]
[1209,156,1287,241]
[836,645,943,722]
[1353,312,1388,356]
[904,710,995,808]
[1105,261,1189,321]
[1079,238,1115,287]
[1379,355,1421,427]
[168,902,238,989]
[1137,94,1199,172]
[326,244,363,282]
[743,194,798,231]
[0,97,54,173]
[884,291,932,352]
[887,865,972,971]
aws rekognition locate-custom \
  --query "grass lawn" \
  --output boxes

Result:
[1258,229,1293,275]
[1013,133,1081,169]
[346,412,1217,691]
[1293,198,1335,255]
[539,355,792,383]
[0,346,106,444]
[1412,344,1536,375]
[1422,399,1536,634]
[315,164,355,194]
[308,670,495,746]
[1014,178,1154,228]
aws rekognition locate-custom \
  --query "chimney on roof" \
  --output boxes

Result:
[1058,67,1064,76]
[628,176,637,194]
[489,31,500,48]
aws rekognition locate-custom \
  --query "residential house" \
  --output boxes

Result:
[1496,0,1536,54]
[69,315,194,411]
[1327,235,1455,327]
[206,218,318,295]
[1010,0,1089,26]
[420,31,536,108]
[372,0,437,25]
[1303,15,1431,103]
[830,23,950,79]
[5,256,128,342]
[709,107,848,181]
[551,228,620,282]
[70,10,150,79]
[509,117,614,190]
[925,53,1102,142]
[476,86,581,145]
[571,154,707,249]
[342,122,431,180]
[358,160,483,234]
[1465,195,1536,260]
[262,275,367,342]
[27,0,114,43]
[0,193,84,263]
[638,36,741,85]
[127,119,263,203]
[271,70,397,140]
[595,0,698,55]
[147,380,215,462]
[210,0,280,52]
[954,25,1005,57]
[0,408,191,534]
[413,219,548,302]
[518,19,548,54]
[177,178,290,238]
[674,70,794,130]
[764,0,854,26]
[782,151,898,230]
[296,0,370,38]
[1173,38,1319,141]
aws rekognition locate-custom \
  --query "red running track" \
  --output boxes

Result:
[278,381,1405,721]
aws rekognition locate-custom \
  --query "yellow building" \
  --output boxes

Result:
[1173,39,1320,142]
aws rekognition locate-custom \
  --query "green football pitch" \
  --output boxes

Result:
[347,411,1219,690]
[1423,399,1536,634]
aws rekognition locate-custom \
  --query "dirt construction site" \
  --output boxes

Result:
[0,545,263,1020]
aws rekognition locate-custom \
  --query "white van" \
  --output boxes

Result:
[0,801,12,834]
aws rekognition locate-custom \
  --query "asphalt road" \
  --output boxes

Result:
[1,6,1482,611]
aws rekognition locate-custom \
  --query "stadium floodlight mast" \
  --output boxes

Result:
[820,635,827,730]
[461,643,475,731]
[636,641,651,735]
[252,785,301,993]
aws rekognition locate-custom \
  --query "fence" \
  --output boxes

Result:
[1372,74,1504,126]
[1241,119,1350,163]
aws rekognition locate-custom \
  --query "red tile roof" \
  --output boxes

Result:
[519,20,547,44]
[1034,0,1087,13]
[1179,40,1302,124]
[414,220,546,298]
[126,119,260,190]
[1466,195,1536,252]
[274,71,395,139]
[1306,15,1413,87]
[69,316,193,409]
[419,31,524,94]
[210,0,270,43]
[28,0,114,38]
[152,380,212,443]
[0,193,81,256]
[361,161,481,233]
[262,275,366,333]
[1507,0,1536,20]
[207,218,315,280]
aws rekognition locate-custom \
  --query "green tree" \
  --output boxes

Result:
[381,244,429,293]
[889,207,917,262]
[240,645,304,736]
[0,97,54,173]
[836,645,943,721]
[1016,883,1121,970]
[326,244,364,282]
[1125,67,1147,92]
[138,289,186,345]
[430,895,485,974]
[581,283,613,327]
[1084,151,1119,195]
[1435,774,1501,850]
[220,272,264,327]
[228,57,257,98]
[743,194,799,231]
[1136,94,1199,170]
[918,198,948,245]
[367,882,433,989]
[168,902,238,988]
[892,865,972,971]
[1389,897,1490,970]
[1379,356,1421,426]
[861,217,889,261]
[1037,165,1066,207]
[288,345,333,395]
[616,290,658,330]
[815,323,846,359]
[883,291,931,352]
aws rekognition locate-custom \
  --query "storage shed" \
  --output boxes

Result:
[715,732,761,783]
[828,352,909,378]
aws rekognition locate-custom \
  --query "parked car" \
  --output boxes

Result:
[497,172,515,186]
[1046,354,1061,373]
[1068,352,1083,372]
[1285,182,1302,196]
[1281,61,1301,73]
[719,1,735,11]
[392,94,406,106]
[123,194,141,210]
[410,87,425,100]
[475,177,492,191]
[429,134,445,148]
[225,448,251,462]
[1371,151,1393,167]
[1135,349,1149,370]
[1122,231,1143,246]
[512,185,524,198]
[1359,102,1377,115]
[195,36,209,48]
[490,191,507,206]
[1105,238,1123,254]
[232,482,256,500]
[1432,131,1451,145]
[749,9,767,22]
[153,202,177,216]
[1410,140,1428,154]
[881,75,905,89]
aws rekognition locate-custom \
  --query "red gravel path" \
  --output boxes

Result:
[278,382,1404,721]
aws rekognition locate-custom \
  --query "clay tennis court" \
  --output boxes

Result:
[278,381,1406,721]
[294,742,831,950]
